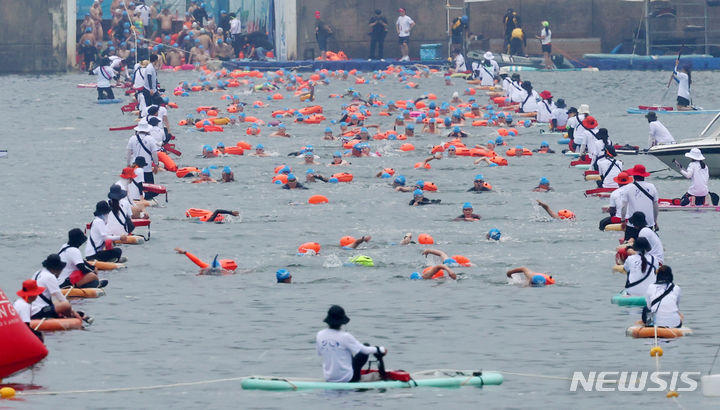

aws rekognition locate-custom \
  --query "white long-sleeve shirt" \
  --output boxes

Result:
[127,133,159,172]
[645,283,682,327]
[680,161,709,196]
[85,215,122,257]
[316,328,383,382]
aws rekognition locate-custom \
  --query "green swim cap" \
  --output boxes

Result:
[349,255,374,267]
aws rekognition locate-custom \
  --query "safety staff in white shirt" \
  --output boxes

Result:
[598,171,633,231]
[596,152,623,189]
[116,167,148,215]
[572,104,591,151]
[551,98,568,130]
[142,54,160,106]
[316,305,388,382]
[645,112,675,149]
[92,58,116,100]
[565,107,579,147]
[127,122,160,199]
[13,279,46,342]
[132,60,148,91]
[518,81,539,115]
[107,185,136,237]
[86,201,127,262]
[642,265,682,328]
[627,211,664,264]
[577,115,599,157]
[108,55,129,81]
[57,228,104,289]
[229,13,242,56]
[672,65,692,111]
[30,254,84,321]
[623,237,658,296]
[537,21,553,69]
[452,50,466,72]
[674,147,711,205]
[536,90,555,123]
[621,164,659,241]
[507,73,524,103]
[396,8,415,61]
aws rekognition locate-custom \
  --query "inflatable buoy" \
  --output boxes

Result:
[203,125,224,132]
[451,255,471,267]
[115,235,145,245]
[272,174,288,184]
[272,93,283,100]
[186,208,225,223]
[399,143,415,152]
[29,318,83,332]
[414,162,431,169]
[604,224,623,232]
[418,233,434,244]
[176,167,201,178]
[63,287,105,298]
[423,182,438,191]
[211,117,230,125]
[298,242,321,254]
[0,288,49,378]
[236,141,252,150]
[331,173,353,182]
[157,151,177,172]
[308,195,329,204]
[626,325,692,339]
[87,260,125,270]
[489,156,508,166]
[224,146,244,155]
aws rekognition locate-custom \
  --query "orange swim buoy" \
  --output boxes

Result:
[176,167,201,178]
[339,236,356,247]
[451,255,471,267]
[203,125,224,132]
[399,143,415,152]
[331,173,353,182]
[455,147,471,156]
[272,174,288,184]
[472,120,488,127]
[414,162,431,169]
[207,109,218,117]
[157,151,177,172]
[298,242,321,254]
[272,93,283,100]
[308,195,329,204]
[418,233,434,244]
[490,156,508,166]
[343,140,361,149]
[224,146,244,155]
[236,141,252,150]
[423,182,438,191]
[382,168,395,175]
[431,145,444,154]
[29,318,83,331]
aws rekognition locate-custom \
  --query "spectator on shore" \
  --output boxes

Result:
[503,8,521,53]
[315,11,333,60]
[396,8,415,61]
[369,9,389,61]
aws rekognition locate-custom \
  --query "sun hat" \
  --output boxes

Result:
[582,116,598,129]
[613,171,633,185]
[566,106,578,114]
[17,279,46,300]
[539,90,552,99]
[41,254,67,271]
[133,156,148,167]
[134,121,151,133]
[685,147,705,161]
[626,164,650,177]
[108,184,127,200]
[324,305,350,326]
[120,167,136,179]
[645,111,657,121]
[483,51,494,60]
[578,104,590,114]
[556,99,566,108]
[93,200,111,216]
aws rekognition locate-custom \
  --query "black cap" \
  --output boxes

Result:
[42,254,67,271]
[556,98,566,108]
[567,107,578,114]
[68,228,87,247]
[147,116,160,126]
[628,211,647,228]
[134,156,148,167]
[324,305,350,327]
[94,200,111,216]
[645,111,657,120]
[147,105,159,115]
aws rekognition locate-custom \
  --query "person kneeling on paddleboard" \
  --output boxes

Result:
[316,305,387,383]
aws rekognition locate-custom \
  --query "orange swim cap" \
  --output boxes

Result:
[558,209,575,219]
[340,236,356,247]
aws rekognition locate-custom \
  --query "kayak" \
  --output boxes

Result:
[241,370,503,391]
[627,108,720,115]
[626,325,692,339]
[611,293,646,306]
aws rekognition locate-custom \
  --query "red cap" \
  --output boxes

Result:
[398,8,406,12]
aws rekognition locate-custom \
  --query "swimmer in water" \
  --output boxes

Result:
[220,166,234,182]
[413,264,458,280]
[536,200,574,219]
[175,248,237,275]
[400,232,415,245]
[328,151,351,166]
[393,175,414,192]
[282,173,308,189]
[270,124,291,137]
[467,174,491,192]
[410,189,441,206]
[305,169,329,183]
[341,235,372,249]
[506,267,554,286]
[447,125,468,139]
[248,144,270,157]
[299,150,320,165]
[532,177,553,192]
[454,202,481,221]
[276,269,292,284]
[323,127,336,140]
[192,168,217,183]
[422,118,438,134]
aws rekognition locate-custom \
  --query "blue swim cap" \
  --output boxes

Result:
[256,144,264,149]
[279,124,286,129]
[453,126,461,133]
[531,275,547,286]
[276,269,291,282]
[306,168,315,174]
[406,123,414,130]
[328,177,339,183]
[516,145,523,149]
[488,228,501,240]
[540,177,550,185]
[429,102,436,109]
[201,168,211,176]
[352,114,358,119]
[304,151,314,157]
[447,145,456,150]
[443,258,458,266]
[340,121,347,126]
[461,15,468,23]
[444,118,452,126]
[217,142,225,148]
[463,202,473,209]
[396,115,404,121]
[415,180,424,187]
[381,172,391,178]
[325,127,332,132]
[388,100,395,105]
[429,118,436,123]
[223,166,232,174]
[361,127,368,133]
[203,144,212,151]
[541,141,549,147]
[495,136,504,144]
[394,175,406,185]
[410,272,422,280]
[413,189,423,196]
[403,110,410,115]
[287,173,297,181]
[472,103,479,108]
[474,174,484,181]
[280,166,291,174]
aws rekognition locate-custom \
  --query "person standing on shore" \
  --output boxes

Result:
[315,11,333,60]
[503,8,521,53]
[368,9,388,60]
[536,21,553,69]
[396,8,415,61]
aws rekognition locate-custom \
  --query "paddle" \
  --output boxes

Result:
[659,45,684,103]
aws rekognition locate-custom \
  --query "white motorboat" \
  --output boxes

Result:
[647,112,720,177]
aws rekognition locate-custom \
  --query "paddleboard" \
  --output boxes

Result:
[240,370,503,391]
[627,108,720,115]
[96,98,122,104]
[658,202,720,211]
[611,294,646,306]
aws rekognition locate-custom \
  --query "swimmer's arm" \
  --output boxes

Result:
[536,200,558,219]
[506,267,533,281]
[421,248,449,260]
